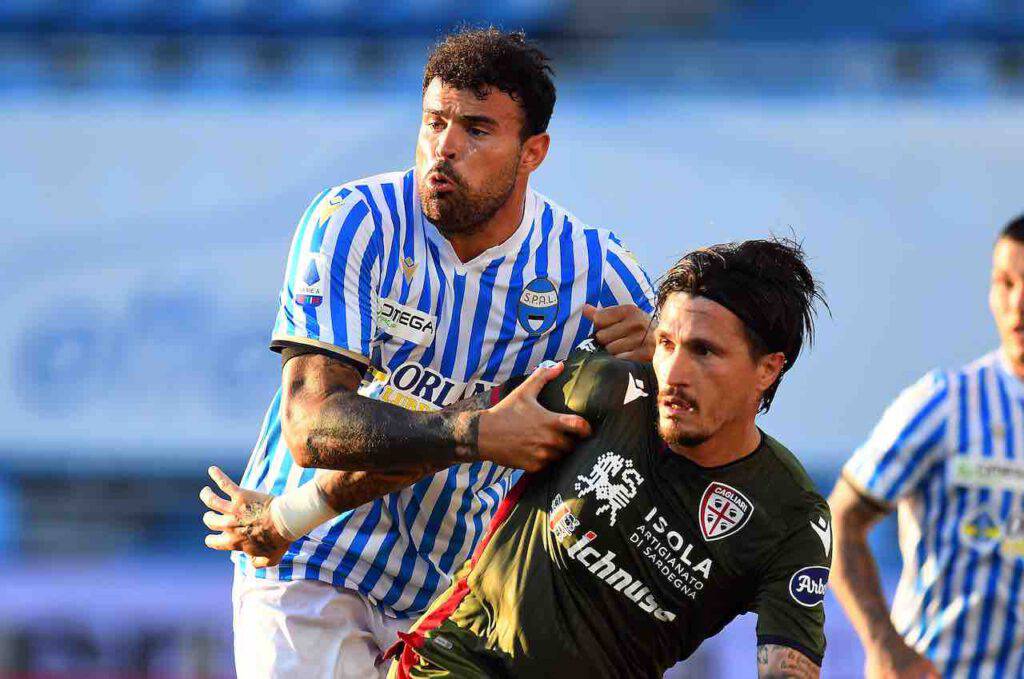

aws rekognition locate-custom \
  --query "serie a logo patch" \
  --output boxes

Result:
[295,254,326,307]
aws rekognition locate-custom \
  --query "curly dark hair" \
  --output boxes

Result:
[656,237,828,413]
[423,27,556,140]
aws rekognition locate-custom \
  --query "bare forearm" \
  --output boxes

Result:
[828,480,898,647]
[757,645,820,679]
[301,390,493,471]
[307,389,497,509]
[832,525,899,645]
[283,352,581,475]
[316,463,446,513]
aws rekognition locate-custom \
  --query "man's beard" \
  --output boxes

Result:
[419,156,519,236]
[658,417,711,449]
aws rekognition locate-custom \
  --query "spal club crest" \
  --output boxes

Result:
[517,277,559,336]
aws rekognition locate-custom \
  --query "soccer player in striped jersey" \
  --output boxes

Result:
[199,28,654,679]
[830,215,1024,679]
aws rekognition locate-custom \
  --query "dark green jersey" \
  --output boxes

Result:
[392,347,832,679]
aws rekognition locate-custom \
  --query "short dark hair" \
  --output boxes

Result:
[656,237,827,413]
[998,214,1024,244]
[423,27,556,140]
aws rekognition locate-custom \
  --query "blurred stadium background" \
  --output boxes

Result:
[1,0,1023,676]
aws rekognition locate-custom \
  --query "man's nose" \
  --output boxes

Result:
[663,350,693,387]
[433,124,462,161]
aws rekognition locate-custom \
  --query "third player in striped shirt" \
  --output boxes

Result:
[830,214,1024,678]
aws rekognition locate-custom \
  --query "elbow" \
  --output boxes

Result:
[291,443,317,469]
[827,501,857,543]
[283,425,315,468]
[282,399,358,469]
[282,405,317,468]
[827,489,866,540]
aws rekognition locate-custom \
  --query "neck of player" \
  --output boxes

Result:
[446,180,528,263]
[1002,345,1024,383]
[667,418,763,468]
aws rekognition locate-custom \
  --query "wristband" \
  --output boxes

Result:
[269,477,339,542]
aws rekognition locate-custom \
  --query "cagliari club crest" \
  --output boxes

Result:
[699,481,754,541]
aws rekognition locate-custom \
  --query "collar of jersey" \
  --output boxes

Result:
[657,429,769,472]
[421,186,538,274]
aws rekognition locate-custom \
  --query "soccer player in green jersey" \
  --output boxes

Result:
[383,237,832,678]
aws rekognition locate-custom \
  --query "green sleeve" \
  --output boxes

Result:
[753,498,832,666]
[492,346,627,423]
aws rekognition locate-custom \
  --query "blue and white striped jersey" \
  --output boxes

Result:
[233,169,655,618]
[844,350,1024,678]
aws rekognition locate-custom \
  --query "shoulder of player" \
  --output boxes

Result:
[858,365,961,448]
[878,364,962,427]
[529,190,627,247]
[308,172,409,238]
[756,435,829,516]
[564,348,649,414]
[748,440,831,570]
[902,350,1010,416]
[569,347,630,384]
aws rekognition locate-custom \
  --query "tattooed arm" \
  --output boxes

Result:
[828,478,940,679]
[201,355,592,565]
[757,645,820,679]
[312,388,496,513]
[282,353,589,473]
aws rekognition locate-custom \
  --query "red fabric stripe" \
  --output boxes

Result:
[394,640,422,678]
[489,385,503,406]
[468,471,531,566]
[390,472,534,676]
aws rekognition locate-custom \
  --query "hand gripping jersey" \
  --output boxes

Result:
[390,346,833,678]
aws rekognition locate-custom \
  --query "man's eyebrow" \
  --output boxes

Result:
[424,109,499,127]
[685,334,725,350]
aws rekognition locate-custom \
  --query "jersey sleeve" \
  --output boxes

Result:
[491,344,631,423]
[270,187,383,367]
[600,232,655,314]
[842,369,951,508]
[753,499,832,666]
[536,345,635,422]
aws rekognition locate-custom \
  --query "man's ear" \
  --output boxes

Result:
[756,352,786,392]
[519,132,550,174]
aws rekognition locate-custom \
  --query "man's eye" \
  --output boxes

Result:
[427,119,444,130]
[468,128,487,137]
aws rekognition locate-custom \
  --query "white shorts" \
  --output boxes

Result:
[232,570,413,679]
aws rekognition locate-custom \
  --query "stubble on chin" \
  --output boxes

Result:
[419,155,520,235]
[658,418,709,449]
